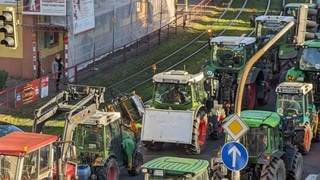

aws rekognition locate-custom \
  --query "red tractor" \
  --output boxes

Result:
[0,132,75,180]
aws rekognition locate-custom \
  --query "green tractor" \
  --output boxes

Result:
[203,36,271,113]
[65,109,143,179]
[254,15,296,73]
[32,84,143,179]
[275,81,320,154]
[141,156,211,179]
[211,110,303,180]
[141,70,225,154]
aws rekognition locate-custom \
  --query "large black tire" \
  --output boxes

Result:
[188,111,208,154]
[287,152,303,180]
[96,158,119,180]
[260,158,286,180]
[128,151,143,176]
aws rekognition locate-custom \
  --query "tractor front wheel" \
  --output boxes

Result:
[287,152,303,180]
[188,111,208,154]
[260,158,286,180]
[96,158,119,180]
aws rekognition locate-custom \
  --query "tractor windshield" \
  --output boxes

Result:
[76,125,104,151]
[299,48,320,71]
[276,94,303,116]
[212,45,244,68]
[241,127,268,157]
[0,155,18,180]
[154,83,192,105]
[257,21,283,38]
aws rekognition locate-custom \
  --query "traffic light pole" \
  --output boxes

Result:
[232,21,295,180]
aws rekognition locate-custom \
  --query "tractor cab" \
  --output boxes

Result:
[239,111,281,164]
[255,16,295,46]
[275,81,319,153]
[299,38,320,71]
[152,70,206,110]
[205,36,256,74]
[0,132,59,180]
[73,111,142,179]
[142,156,210,180]
[297,37,320,105]
[275,82,314,119]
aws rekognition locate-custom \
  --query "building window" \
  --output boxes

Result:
[44,32,59,48]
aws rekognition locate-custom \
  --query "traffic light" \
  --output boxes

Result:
[0,10,16,48]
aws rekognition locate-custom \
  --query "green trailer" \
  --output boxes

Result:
[142,156,210,180]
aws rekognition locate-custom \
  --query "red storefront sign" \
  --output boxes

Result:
[15,79,40,108]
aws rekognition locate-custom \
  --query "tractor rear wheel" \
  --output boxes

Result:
[260,158,286,180]
[246,83,256,109]
[299,125,312,155]
[188,111,208,154]
[287,152,303,180]
[128,151,143,176]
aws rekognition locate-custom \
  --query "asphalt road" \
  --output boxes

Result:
[120,82,320,180]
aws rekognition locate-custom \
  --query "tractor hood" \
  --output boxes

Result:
[239,110,280,128]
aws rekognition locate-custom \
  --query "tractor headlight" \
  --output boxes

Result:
[142,168,148,173]
[153,169,164,176]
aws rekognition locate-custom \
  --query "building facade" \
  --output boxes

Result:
[0,0,176,79]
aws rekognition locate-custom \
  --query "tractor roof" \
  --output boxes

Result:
[153,70,204,84]
[210,36,256,46]
[284,3,317,9]
[255,15,294,23]
[142,156,209,175]
[275,82,313,95]
[0,132,58,156]
[78,111,121,126]
[239,110,280,128]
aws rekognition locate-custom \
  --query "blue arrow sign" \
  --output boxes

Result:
[221,141,248,171]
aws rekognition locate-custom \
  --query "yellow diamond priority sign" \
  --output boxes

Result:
[223,114,249,141]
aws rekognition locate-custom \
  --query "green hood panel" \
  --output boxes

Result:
[240,110,280,128]
[142,156,209,175]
